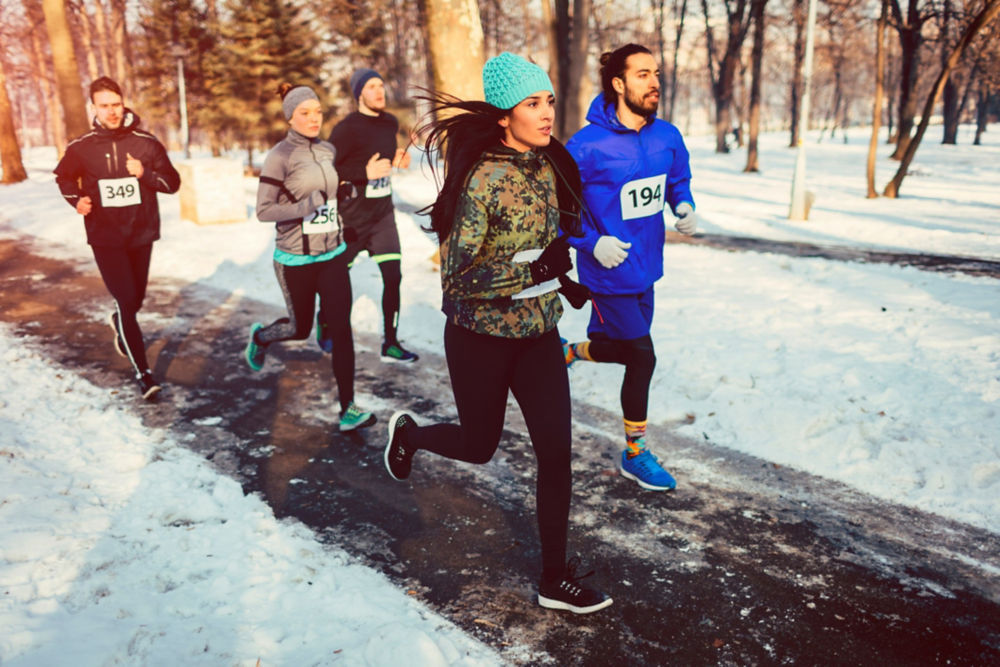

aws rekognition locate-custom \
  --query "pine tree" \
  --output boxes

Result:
[209,0,326,165]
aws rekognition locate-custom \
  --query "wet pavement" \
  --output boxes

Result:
[2,235,999,665]
[667,232,1000,278]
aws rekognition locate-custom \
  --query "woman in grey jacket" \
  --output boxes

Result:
[246,83,374,432]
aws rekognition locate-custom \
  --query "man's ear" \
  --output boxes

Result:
[612,77,625,96]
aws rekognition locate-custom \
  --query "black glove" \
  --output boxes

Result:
[557,275,590,309]
[528,236,572,285]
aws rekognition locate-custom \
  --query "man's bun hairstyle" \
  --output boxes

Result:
[599,44,651,99]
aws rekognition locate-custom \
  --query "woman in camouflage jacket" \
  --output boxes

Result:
[382,53,612,615]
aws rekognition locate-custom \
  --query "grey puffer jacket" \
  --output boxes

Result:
[256,128,345,255]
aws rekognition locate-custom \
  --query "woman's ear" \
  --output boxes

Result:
[497,115,510,128]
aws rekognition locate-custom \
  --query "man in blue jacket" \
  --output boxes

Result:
[564,44,697,491]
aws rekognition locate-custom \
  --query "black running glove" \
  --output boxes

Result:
[528,236,572,285]
[557,275,590,309]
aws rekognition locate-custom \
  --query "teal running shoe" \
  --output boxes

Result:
[245,323,267,371]
[339,401,375,432]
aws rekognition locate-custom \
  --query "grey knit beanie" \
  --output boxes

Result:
[282,86,319,120]
[482,52,554,110]
[350,68,382,100]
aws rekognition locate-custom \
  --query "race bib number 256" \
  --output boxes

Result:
[98,176,141,208]
[302,202,338,235]
[620,174,666,220]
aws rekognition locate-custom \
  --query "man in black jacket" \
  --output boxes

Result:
[319,68,419,363]
[54,77,181,399]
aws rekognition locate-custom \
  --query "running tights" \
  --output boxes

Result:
[257,257,355,412]
[406,323,572,582]
[91,243,152,375]
[377,259,401,345]
[585,335,656,422]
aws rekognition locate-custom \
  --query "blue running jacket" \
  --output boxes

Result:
[566,93,694,295]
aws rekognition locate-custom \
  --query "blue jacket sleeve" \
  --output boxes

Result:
[565,138,603,256]
[666,131,694,213]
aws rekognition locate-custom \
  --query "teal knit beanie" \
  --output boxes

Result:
[482,52,554,110]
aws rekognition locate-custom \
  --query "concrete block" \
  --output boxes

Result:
[176,159,246,224]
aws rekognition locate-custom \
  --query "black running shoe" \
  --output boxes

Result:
[384,411,416,481]
[107,312,126,357]
[537,557,613,614]
[136,371,161,401]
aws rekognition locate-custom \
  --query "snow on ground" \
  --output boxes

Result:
[1,124,998,664]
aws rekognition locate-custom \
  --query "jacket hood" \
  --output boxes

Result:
[584,93,654,133]
[93,108,141,134]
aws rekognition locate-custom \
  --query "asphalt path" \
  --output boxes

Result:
[2,235,998,665]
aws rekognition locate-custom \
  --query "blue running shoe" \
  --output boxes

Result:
[620,446,676,491]
[315,312,333,353]
[245,323,267,371]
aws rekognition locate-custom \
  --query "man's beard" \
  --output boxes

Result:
[623,85,658,117]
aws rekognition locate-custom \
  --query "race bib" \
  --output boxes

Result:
[366,176,391,199]
[620,174,666,220]
[302,202,338,235]
[511,248,559,300]
[98,176,141,208]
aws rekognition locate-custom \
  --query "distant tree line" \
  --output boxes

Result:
[2,0,999,195]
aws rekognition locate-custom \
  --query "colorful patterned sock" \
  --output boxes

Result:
[624,418,647,458]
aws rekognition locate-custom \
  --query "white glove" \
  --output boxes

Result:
[674,202,698,235]
[593,235,631,269]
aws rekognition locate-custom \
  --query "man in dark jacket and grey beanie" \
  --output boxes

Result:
[54,76,180,400]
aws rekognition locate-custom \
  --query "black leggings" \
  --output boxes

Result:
[586,335,656,422]
[92,243,153,375]
[377,259,401,345]
[256,257,356,411]
[406,323,572,582]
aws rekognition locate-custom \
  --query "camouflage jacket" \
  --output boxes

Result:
[441,146,563,338]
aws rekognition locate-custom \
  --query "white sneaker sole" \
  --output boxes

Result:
[384,410,412,481]
[620,467,675,491]
[339,413,376,432]
[537,593,613,614]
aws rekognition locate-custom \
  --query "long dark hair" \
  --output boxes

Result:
[413,90,584,242]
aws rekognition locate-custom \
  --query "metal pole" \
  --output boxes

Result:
[789,0,818,220]
[175,54,189,158]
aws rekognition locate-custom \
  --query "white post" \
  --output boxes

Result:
[171,43,190,159]
[789,0,818,220]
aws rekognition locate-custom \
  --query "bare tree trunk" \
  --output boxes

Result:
[0,56,28,183]
[668,0,688,122]
[42,0,91,142]
[565,0,591,136]
[91,0,112,76]
[703,0,751,153]
[109,0,128,86]
[973,75,988,145]
[789,0,804,147]
[24,0,67,151]
[69,0,100,81]
[744,0,766,172]
[867,0,888,198]
[542,0,559,97]
[941,0,959,144]
[654,0,668,119]
[422,0,485,102]
[888,0,924,159]
[884,0,1000,197]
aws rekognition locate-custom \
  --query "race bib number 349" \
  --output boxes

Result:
[98,176,141,208]
[620,174,666,220]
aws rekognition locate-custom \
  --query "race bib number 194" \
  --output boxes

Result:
[620,174,666,220]
[98,176,141,208]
